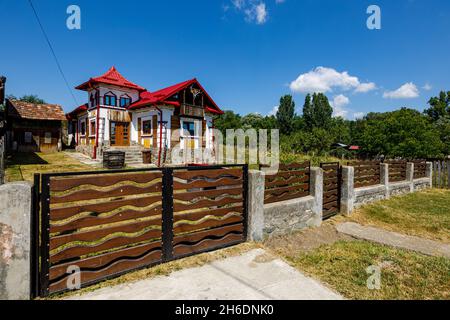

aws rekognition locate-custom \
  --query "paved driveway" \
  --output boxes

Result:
[67,249,343,300]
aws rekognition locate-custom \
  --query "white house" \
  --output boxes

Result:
[67,67,224,165]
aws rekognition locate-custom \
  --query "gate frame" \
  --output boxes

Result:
[31,164,248,297]
[320,162,342,220]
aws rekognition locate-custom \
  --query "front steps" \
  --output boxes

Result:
[104,146,145,166]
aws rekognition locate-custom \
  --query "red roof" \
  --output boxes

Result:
[348,146,360,150]
[128,78,223,114]
[67,103,88,120]
[76,67,146,92]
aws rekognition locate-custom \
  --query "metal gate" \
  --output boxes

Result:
[320,162,341,220]
[31,164,248,297]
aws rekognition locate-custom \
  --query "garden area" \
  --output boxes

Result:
[264,189,450,300]
[4,152,95,182]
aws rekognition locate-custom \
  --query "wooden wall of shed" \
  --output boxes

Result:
[10,119,61,153]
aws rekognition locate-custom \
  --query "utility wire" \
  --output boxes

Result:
[27,0,79,106]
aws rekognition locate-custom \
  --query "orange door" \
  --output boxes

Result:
[111,122,130,146]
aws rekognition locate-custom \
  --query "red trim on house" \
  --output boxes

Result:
[128,78,223,114]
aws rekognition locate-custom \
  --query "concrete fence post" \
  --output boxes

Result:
[0,182,32,300]
[340,166,354,215]
[380,163,390,199]
[426,161,433,188]
[406,162,414,192]
[247,170,265,241]
[310,167,323,224]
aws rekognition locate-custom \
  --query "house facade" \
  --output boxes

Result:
[67,67,223,165]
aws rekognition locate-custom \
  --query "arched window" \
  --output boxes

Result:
[120,94,132,107]
[104,91,117,107]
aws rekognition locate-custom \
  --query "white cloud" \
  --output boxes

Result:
[383,82,420,99]
[331,94,350,118]
[232,0,245,9]
[230,0,269,24]
[422,83,432,91]
[353,112,365,119]
[268,105,278,116]
[254,3,268,24]
[355,82,377,93]
[289,67,376,94]
[275,0,285,3]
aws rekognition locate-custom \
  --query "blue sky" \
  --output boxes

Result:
[1,0,449,118]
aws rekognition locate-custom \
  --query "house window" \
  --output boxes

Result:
[80,121,86,136]
[182,121,196,137]
[44,132,52,144]
[120,96,132,107]
[104,92,117,106]
[142,120,152,135]
[90,120,96,136]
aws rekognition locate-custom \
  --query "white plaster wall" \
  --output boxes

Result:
[87,84,140,109]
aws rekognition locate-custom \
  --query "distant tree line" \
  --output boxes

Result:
[214,91,450,159]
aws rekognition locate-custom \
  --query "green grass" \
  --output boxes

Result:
[5,152,96,182]
[281,240,450,300]
[348,189,450,243]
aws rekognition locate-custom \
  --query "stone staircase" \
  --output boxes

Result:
[105,146,145,166]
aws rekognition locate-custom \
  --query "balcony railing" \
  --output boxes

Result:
[180,103,204,118]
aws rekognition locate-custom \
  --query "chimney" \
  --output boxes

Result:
[0,76,6,105]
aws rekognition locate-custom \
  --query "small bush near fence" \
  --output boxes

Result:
[263,162,310,204]
[348,161,381,188]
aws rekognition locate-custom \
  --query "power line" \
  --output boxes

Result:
[27,0,79,106]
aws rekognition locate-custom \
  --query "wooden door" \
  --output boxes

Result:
[111,122,130,146]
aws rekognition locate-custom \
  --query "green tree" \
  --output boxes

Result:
[213,110,242,134]
[303,93,333,130]
[15,94,47,104]
[424,91,450,121]
[276,95,295,135]
[355,108,443,158]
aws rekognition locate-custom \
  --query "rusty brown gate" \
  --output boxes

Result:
[320,162,341,220]
[31,165,248,297]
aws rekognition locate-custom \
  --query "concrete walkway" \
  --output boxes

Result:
[64,151,101,166]
[67,249,343,300]
[337,222,450,258]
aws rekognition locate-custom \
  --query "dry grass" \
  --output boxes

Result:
[45,242,261,300]
[347,189,450,243]
[5,152,96,182]
[281,240,450,300]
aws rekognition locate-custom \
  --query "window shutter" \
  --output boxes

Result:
[137,118,142,145]
[202,120,206,148]
[152,115,157,147]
